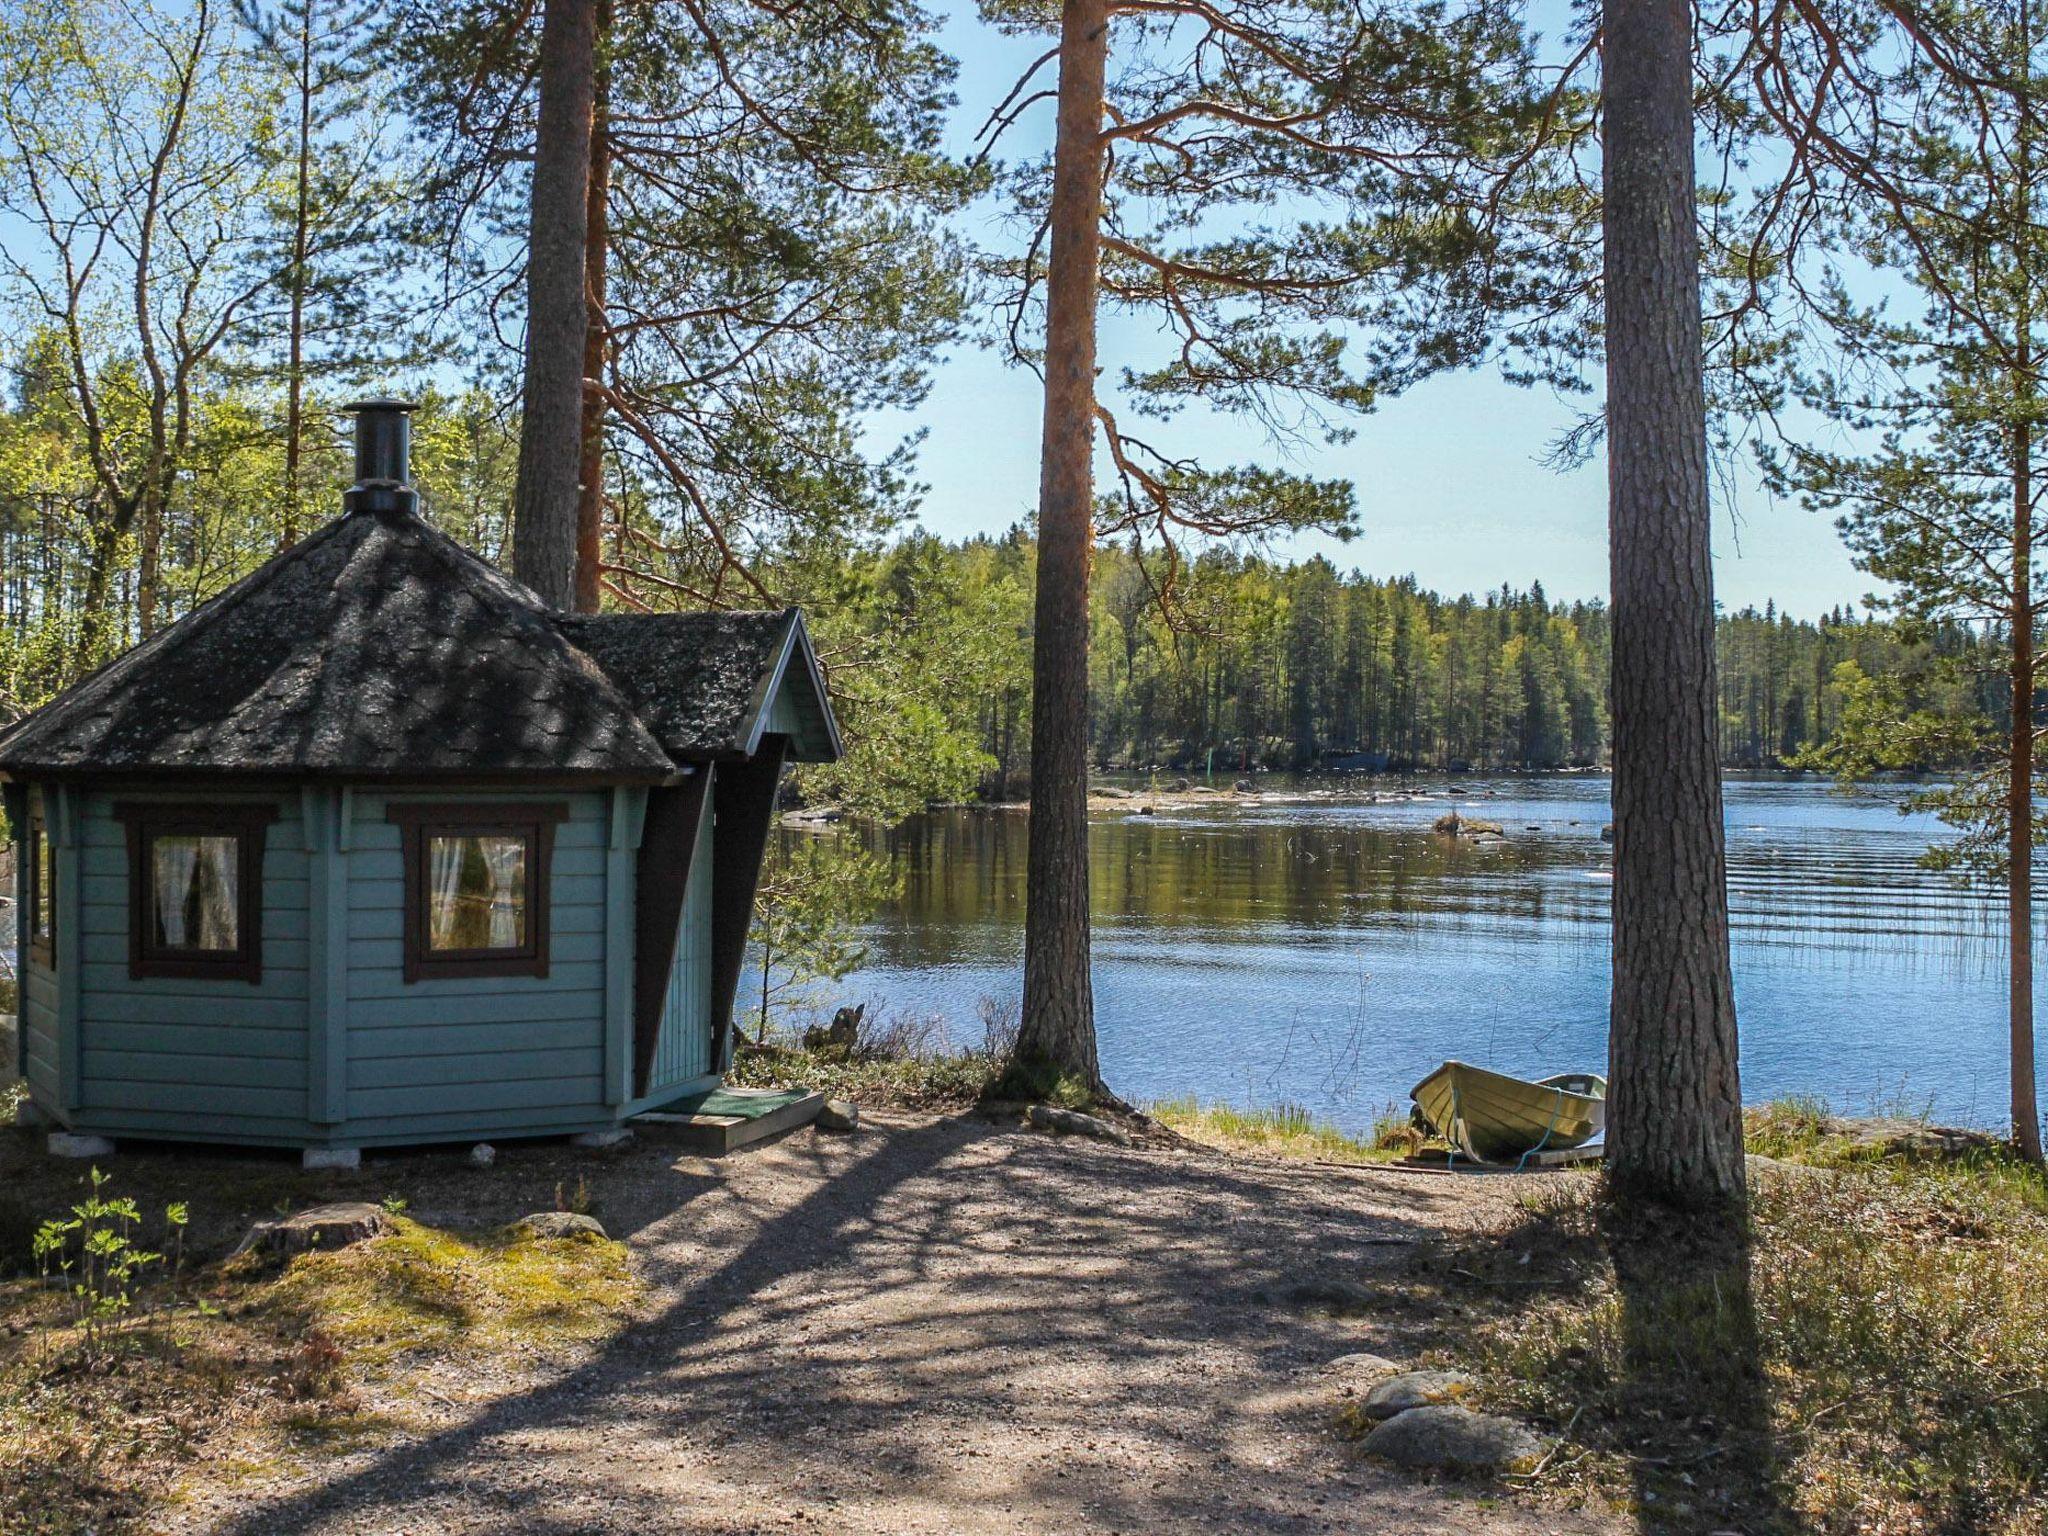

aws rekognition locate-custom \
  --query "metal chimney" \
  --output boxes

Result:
[342,398,419,515]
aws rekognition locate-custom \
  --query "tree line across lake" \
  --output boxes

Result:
[0,367,1996,795]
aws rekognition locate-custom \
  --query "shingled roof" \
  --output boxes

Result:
[0,506,837,780]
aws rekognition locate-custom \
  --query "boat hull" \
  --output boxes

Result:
[1411,1061,1606,1163]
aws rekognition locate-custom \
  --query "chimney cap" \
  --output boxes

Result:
[342,395,419,516]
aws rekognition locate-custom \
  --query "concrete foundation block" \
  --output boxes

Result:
[571,1128,633,1150]
[302,1146,361,1171]
[48,1131,115,1159]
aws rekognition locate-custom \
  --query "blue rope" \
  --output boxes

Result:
[1513,1085,1571,1173]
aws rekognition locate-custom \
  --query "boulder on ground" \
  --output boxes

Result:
[1360,1404,1541,1472]
[1360,1368,1474,1420]
[468,1142,496,1167]
[1095,786,1133,799]
[1285,1277,1377,1316]
[817,1099,860,1133]
[1025,1103,1130,1145]
[238,1201,392,1258]
[511,1210,609,1242]
[1833,1115,1998,1161]
[1233,779,1258,793]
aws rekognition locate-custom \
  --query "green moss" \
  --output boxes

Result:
[260,1217,639,1369]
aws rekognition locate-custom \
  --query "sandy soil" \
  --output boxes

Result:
[164,1113,1621,1536]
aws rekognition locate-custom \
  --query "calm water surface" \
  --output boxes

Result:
[815,775,2038,1133]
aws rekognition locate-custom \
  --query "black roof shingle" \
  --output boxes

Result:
[0,507,834,779]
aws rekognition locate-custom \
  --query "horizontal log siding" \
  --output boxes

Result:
[75,791,310,1124]
[22,957,59,1104]
[648,787,714,1093]
[340,790,611,1140]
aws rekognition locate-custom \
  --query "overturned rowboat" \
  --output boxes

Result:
[1410,1061,1606,1164]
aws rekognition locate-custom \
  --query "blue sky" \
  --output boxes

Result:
[875,4,1875,622]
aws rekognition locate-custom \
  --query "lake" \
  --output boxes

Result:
[807,774,2038,1134]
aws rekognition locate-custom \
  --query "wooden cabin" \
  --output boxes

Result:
[0,400,839,1161]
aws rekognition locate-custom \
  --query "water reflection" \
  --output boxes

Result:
[806,775,2034,1133]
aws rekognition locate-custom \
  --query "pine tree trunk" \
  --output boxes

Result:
[283,0,313,547]
[1601,0,1747,1211]
[1018,0,1108,1090]
[2011,420,2043,1161]
[512,0,596,609]
[573,0,611,615]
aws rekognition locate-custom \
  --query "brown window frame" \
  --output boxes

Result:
[112,802,279,985]
[25,797,53,969]
[387,802,568,984]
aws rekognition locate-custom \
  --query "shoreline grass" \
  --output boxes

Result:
[1427,1116,2048,1534]
[1149,1096,1420,1163]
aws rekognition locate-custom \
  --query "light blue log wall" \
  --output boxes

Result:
[27,781,701,1149]
[337,788,623,1145]
[74,789,311,1141]
[19,786,61,1109]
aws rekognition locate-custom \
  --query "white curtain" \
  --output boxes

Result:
[483,837,526,947]
[429,835,465,949]
[193,837,237,948]
[152,839,200,949]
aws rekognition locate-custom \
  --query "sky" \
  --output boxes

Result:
[873,4,1878,623]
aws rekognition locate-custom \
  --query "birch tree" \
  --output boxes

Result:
[0,0,283,652]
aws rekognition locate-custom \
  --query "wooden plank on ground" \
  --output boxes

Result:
[634,1087,824,1155]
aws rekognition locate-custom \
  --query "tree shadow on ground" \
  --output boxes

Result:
[1419,1182,1798,1536]
[1605,1205,1793,1535]
[186,1116,1585,1536]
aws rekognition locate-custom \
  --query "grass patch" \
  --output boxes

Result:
[259,1215,639,1370]
[1436,1157,2048,1534]
[1,1189,641,1536]
[729,1045,1009,1109]
[1150,1097,1418,1163]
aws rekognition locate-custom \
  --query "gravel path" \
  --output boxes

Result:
[168,1112,1620,1535]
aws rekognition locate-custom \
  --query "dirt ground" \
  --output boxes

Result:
[154,1111,1622,1536]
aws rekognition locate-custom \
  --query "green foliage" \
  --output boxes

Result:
[1461,1164,2048,1535]
[30,1167,185,1360]
[984,0,1592,555]
[748,836,899,1035]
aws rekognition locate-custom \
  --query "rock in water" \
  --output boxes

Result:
[1361,1404,1541,1472]
[1360,1369,1474,1420]
[238,1201,392,1257]
[816,1099,860,1133]
[511,1211,609,1241]
[1024,1103,1130,1145]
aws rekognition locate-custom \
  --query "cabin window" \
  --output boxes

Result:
[112,803,279,984]
[388,802,567,983]
[26,800,53,967]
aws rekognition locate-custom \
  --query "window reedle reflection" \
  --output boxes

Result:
[426,833,528,952]
[150,834,239,952]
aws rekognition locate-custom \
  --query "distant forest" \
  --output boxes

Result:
[911,531,1998,790]
[0,379,1995,796]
